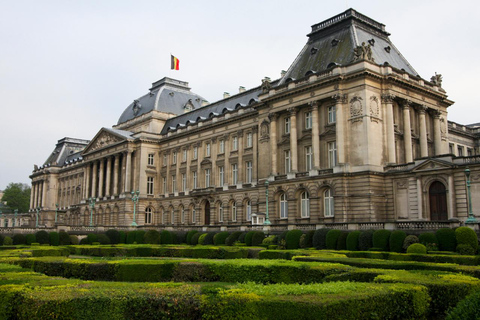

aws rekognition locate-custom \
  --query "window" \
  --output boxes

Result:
[246,161,252,183]
[301,191,310,218]
[181,207,185,224]
[147,177,154,195]
[218,205,224,222]
[205,169,211,188]
[172,175,177,192]
[280,193,288,219]
[246,200,252,221]
[305,146,312,171]
[284,117,290,134]
[206,143,211,157]
[458,146,464,157]
[182,173,187,192]
[145,207,153,224]
[182,149,187,162]
[467,148,473,156]
[219,166,225,186]
[232,136,238,150]
[161,210,166,224]
[324,189,334,217]
[328,141,337,168]
[246,132,253,148]
[305,111,312,129]
[232,164,238,184]
[192,207,196,223]
[162,177,167,194]
[147,153,154,166]
[231,203,237,222]
[193,146,198,159]
[163,154,167,166]
[219,140,225,153]
[328,105,336,123]
[449,144,454,154]
[285,150,291,173]
[193,171,198,189]
[172,151,177,164]
[171,209,175,225]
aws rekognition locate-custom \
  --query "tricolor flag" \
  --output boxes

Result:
[171,55,180,70]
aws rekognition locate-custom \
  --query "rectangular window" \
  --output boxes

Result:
[147,154,154,166]
[163,177,166,194]
[449,144,454,154]
[246,161,252,183]
[172,175,176,192]
[163,154,167,166]
[305,146,312,171]
[231,203,237,222]
[285,117,290,134]
[182,149,187,162]
[219,166,225,186]
[285,150,291,173]
[328,141,337,168]
[193,171,198,189]
[467,148,473,157]
[192,208,196,223]
[246,132,253,148]
[182,173,187,192]
[280,194,288,219]
[305,112,312,129]
[219,140,225,153]
[205,169,211,188]
[181,208,185,224]
[328,105,336,124]
[218,206,224,222]
[172,151,177,164]
[206,143,211,157]
[246,201,252,221]
[232,136,238,151]
[147,177,154,195]
[458,146,464,157]
[232,164,238,184]
[193,146,198,159]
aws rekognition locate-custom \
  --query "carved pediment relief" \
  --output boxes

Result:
[84,129,128,154]
[412,159,454,172]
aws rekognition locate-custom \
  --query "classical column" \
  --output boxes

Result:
[124,151,132,193]
[237,130,244,182]
[35,183,40,207]
[41,180,47,208]
[268,113,278,176]
[310,101,320,169]
[85,164,91,200]
[333,93,347,164]
[252,126,258,181]
[105,156,112,197]
[113,155,119,196]
[417,178,423,219]
[29,182,35,209]
[91,161,98,198]
[382,94,396,163]
[402,100,413,163]
[223,136,230,186]
[32,183,37,208]
[289,108,298,172]
[211,139,217,186]
[432,110,442,156]
[98,159,104,199]
[418,105,428,158]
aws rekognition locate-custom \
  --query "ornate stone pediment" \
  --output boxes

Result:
[83,129,130,154]
[412,159,454,172]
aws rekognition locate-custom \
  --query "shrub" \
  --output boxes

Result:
[373,230,391,251]
[225,232,243,246]
[358,230,375,251]
[97,234,111,245]
[237,232,248,243]
[389,230,407,253]
[106,229,121,244]
[213,232,230,245]
[161,230,173,244]
[49,232,60,246]
[445,286,480,320]
[0,234,3,246]
[262,235,277,246]
[285,230,303,250]
[336,232,349,250]
[186,230,198,245]
[325,229,342,250]
[406,243,427,254]
[79,237,89,245]
[59,231,71,245]
[304,230,315,248]
[35,230,49,244]
[313,228,331,249]
[13,234,26,245]
[191,232,203,245]
[277,231,289,245]
[419,232,438,247]
[299,234,307,248]
[251,231,265,246]
[403,235,419,250]
[26,234,36,245]
[346,231,361,251]
[171,232,178,244]
[135,230,146,244]
[69,235,79,245]
[126,231,136,244]
[436,228,456,252]
[456,244,476,255]
[119,231,126,244]
[86,233,98,244]
[204,232,216,245]
[144,230,161,244]
[244,231,255,246]
[173,231,187,244]
[3,236,13,245]
[455,227,478,253]
[198,233,207,245]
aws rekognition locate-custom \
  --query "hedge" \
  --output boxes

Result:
[336,232,348,250]
[96,234,111,245]
[372,230,391,251]
[144,230,161,244]
[35,231,50,245]
[225,231,242,246]
[49,232,60,246]
[358,230,374,251]
[13,234,26,245]
[244,231,255,246]
[126,231,136,244]
[346,231,361,251]
[202,232,216,245]
[59,231,71,245]
[403,235,419,250]
[213,232,230,245]
[135,230,146,244]
[106,229,121,244]
[87,233,98,245]
[419,232,438,247]
[161,230,173,244]
[285,230,303,250]
[389,230,406,253]
[313,228,331,249]
[455,227,478,253]
[325,230,342,250]
[446,288,480,320]
[25,234,36,245]
[190,232,203,245]
[406,243,427,254]
[436,228,456,252]
[186,230,198,245]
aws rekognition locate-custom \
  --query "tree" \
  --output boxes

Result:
[1,183,31,213]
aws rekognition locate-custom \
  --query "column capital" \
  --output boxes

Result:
[430,109,442,118]
[287,107,298,115]
[416,105,428,114]
[268,112,278,121]
[236,129,244,136]
[308,100,319,108]
[251,125,259,133]
[332,93,348,103]
[381,93,396,103]
[401,99,412,109]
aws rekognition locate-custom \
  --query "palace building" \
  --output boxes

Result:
[21,9,480,233]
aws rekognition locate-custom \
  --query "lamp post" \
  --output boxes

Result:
[35,206,41,228]
[264,180,271,225]
[88,197,96,227]
[465,168,477,224]
[13,209,18,227]
[55,203,59,224]
[131,190,140,227]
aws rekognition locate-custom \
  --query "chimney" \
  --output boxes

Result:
[281,70,287,77]
[223,92,230,99]
[239,86,246,93]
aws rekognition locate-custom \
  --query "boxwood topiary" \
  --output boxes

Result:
[304,230,315,248]
[313,228,331,249]
[161,230,173,244]
[372,229,391,251]
[126,231,136,244]
[49,232,60,246]
[134,230,145,244]
[406,243,427,254]
[336,232,349,250]
[203,232,216,245]
[285,230,303,250]
[97,233,111,245]
[13,234,26,245]
[35,230,49,244]
[225,231,242,246]
[69,235,79,245]
[3,236,13,245]
[419,232,438,246]
[119,231,126,244]
[435,228,456,252]
[198,233,208,245]
[186,230,199,245]
[277,231,289,245]
[358,230,374,251]
[389,230,407,253]
[79,237,89,245]
[237,232,248,243]
[325,229,342,250]
[455,226,478,253]
[191,232,203,245]
[456,244,476,255]
[251,231,265,246]
[346,231,361,251]
[403,235,419,250]
[87,233,98,244]
[244,231,255,246]
[59,231,71,245]
[106,229,121,244]
[299,234,307,248]
[213,232,230,245]
[173,231,187,244]
[0,234,3,246]
[144,230,161,244]
[26,234,36,245]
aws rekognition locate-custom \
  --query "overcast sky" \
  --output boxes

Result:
[1,0,479,190]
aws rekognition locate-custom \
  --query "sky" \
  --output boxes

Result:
[1,0,479,190]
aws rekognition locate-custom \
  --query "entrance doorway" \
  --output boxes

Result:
[204,201,210,225]
[429,181,448,220]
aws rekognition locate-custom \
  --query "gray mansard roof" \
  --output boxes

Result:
[42,137,90,167]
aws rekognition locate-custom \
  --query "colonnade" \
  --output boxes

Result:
[30,180,46,209]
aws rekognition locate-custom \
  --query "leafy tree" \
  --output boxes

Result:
[1,183,31,212]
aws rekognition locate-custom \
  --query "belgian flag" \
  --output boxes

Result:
[171,55,180,70]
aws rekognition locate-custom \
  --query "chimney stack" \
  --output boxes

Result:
[239,86,246,93]
[281,70,287,77]
[223,92,230,99]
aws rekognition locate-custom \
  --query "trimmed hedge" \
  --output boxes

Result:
[336,232,348,250]
[225,231,242,246]
[407,243,427,254]
[213,232,230,245]
[436,228,456,252]
[419,232,438,246]
[126,231,136,244]
[106,229,121,244]
[12,234,26,245]
[403,235,419,250]
[49,232,60,246]
[26,234,36,245]
[59,231,71,245]
[325,230,342,250]
[389,230,406,253]
[35,231,50,245]
[144,230,161,244]
[190,233,203,245]
[456,244,476,255]
[358,230,374,251]
[198,234,207,245]
[313,228,331,249]
[244,231,255,246]
[119,231,126,244]
[96,234,111,245]
[161,230,173,244]
[455,227,478,253]
[186,230,198,245]
[446,288,480,320]
[346,231,361,251]
[251,231,265,247]
[372,230,391,251]
[304,230,315,248]
[87,234,98,244]
[135,230,145,244]
[285,230,303,250]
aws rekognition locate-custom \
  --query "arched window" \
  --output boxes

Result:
[231,202,237,222]
[324,189,334,217]
[218,205,224,222]
[280,193,288,218]
[246,200,252,221]
[301,191,310,218]
[145,207,153,224]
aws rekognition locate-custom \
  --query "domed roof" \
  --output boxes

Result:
[117,77,206,124]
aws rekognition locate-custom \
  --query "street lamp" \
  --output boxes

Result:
[131,190,140,227]
[88,197,96,227]
[465,168,477,224]
[55,203,59,224]
[13,209,18,227]
[35,206,41,228]
[264,180,271,225]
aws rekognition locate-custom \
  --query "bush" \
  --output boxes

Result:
[97,234,111,245]
[35,230,49,244]
[13,234,26,245]
[144,230,161,244]
[126,231,136,244]
[186,230,199,245]
[419,232,438,246]
[49,232,60,246]
[251,231,265,247]
[203,232,216,245]
[79,237,89,245]
[3,236,13,245]
[336,232,349,250]
[69,235,79,245]
[389,230,407,253]
[313,228,331,249]
[358,230,374,251]
[406,243,427,254]
[373,230,391,251]
[190,232,203,245]
[403,235,419,250]
[285,230,303,250]
[59,231,71,245]
[455,227,478,253]
[436,228,456,252]
[134,230,145,244]
[446,287,480,320]
[346,231,361,251]
[119,231,126,244]
[225,232,243,246]
[198,233,207,245]
[456,244,476,255]
[26,234,36,245]
[0,234,3,246]
[106,229,121,244]
[173,231,187,244]
[213,232,230,245]
[86,234,98,244]
[237,232,248,243]
[244,231,255,246]
[299,234,307,248]
[325,229,342,250]
[161,230,173,244]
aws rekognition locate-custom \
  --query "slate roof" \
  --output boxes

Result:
[279,8,417,85]
[42,138,90,167]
